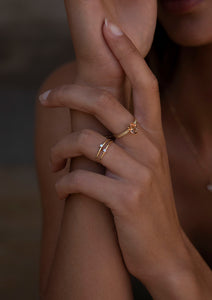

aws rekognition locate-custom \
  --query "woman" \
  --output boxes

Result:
[36,0,212,298]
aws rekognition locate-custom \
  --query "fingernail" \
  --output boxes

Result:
[104,18,123,36]
[39,90,51,104]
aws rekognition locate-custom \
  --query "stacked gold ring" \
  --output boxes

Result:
[96,138,113,161]
[96,119,138,161]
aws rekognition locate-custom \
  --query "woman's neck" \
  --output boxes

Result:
[163,44,212,152]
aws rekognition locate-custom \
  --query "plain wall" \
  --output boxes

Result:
[0,1,74,299]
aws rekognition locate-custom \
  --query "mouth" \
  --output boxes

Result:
[160,0,204,14]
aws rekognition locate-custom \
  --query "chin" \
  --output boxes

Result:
[158,0,212,47]
[159,19,212,47]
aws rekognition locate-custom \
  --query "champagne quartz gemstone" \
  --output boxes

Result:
[128,121,138,134]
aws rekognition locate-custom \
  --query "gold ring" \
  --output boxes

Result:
[96,138,113,161]
[114,119,138,139]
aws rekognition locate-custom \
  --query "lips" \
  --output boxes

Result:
[160,0,204,14]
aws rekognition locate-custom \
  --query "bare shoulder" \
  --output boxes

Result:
[39,61,77,92]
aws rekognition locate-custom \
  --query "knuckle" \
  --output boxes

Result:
[118,168,155,214]
[134,167,145,183]
[70,169,83,187]
[142,167,154,187]
[120,184,141,212]
[55,170,83,200]
[120,185,132,204]
[97,90,115,109]
[77,129,93,148]
[130,185,142,203]
[55,85,70,104]
[131,165,154,189]
[132,68,159,93]
[131,163,144,183]
[150,144,163,166]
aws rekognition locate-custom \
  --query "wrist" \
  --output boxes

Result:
[74,60,125,89]
[137,231,205,299]
[143,266,203,299]
[74,69,132,108]
[137,229,212,299]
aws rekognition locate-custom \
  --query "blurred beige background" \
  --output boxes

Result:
[0,1,74,299]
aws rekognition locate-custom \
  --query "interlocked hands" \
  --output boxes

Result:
[39,20,188,286]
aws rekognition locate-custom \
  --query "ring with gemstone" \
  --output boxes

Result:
[96,138,113,161]
[114,119,138,139]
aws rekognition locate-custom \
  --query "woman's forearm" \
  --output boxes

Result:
[44,83,134,299]
[45,192,134,300]
[138,231,212,299]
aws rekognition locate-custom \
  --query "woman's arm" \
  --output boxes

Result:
[39,20,212,299]
[35,62,74,293]
[141,230,212,299]
[38,2,156,296]
[35,62,134,299]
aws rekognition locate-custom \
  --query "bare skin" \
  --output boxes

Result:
[161,48,212,269]
[35,0,212,298]
[37,1,158,298]
[63,0,157,87]
[158,0,212,268]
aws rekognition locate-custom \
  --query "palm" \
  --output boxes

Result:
[65,0,157,85]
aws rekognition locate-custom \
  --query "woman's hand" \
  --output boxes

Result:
[39,20,205,297]
[65,0,157,87]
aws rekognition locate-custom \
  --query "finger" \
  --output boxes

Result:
[103,18,162,132]
[51,128,140,180]
[39,84,145,143]
[55,169,124,212]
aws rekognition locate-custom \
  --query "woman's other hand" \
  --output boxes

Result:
[65,0,157,87]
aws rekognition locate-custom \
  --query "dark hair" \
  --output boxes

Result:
[146,21,180,91]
